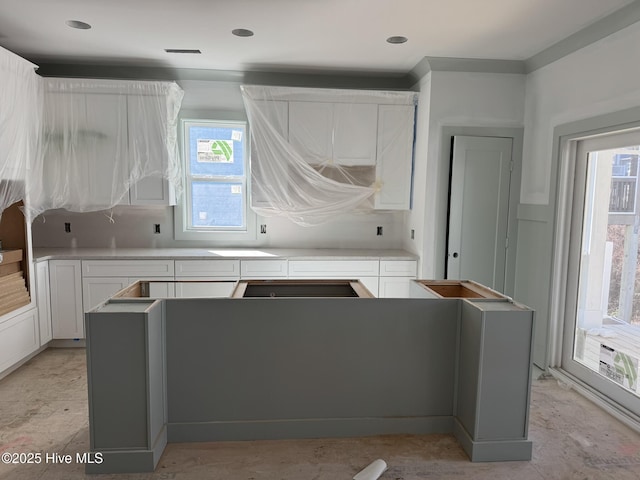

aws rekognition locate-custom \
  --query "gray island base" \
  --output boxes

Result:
[85,290,534,473]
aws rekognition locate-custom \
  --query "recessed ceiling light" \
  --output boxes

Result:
[66,20,92,30]
[232,28,254,37]
[386,36,408,44]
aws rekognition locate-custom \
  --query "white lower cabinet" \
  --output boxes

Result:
[240,259,288,278]
[174,259,240,297]
[378,277,413,298]
[175,259,240,278]
[82,277,130,312]
[174,280,236,298]
[0,308,39,374]
[82,260,177,311]
[49,260,84,339]
[35,261,52,345]
[288,260,380,297]
[378,260,418,298]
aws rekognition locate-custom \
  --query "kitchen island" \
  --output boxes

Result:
[84,280,534,473]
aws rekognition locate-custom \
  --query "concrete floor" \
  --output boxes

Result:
[1,349,640,480]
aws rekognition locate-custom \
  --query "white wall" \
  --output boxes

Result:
[411,71,526,278]
[522,21,640,205]
[516,20,640,367]
[30,207,404,249]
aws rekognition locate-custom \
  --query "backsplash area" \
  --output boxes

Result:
[31,206,407,250]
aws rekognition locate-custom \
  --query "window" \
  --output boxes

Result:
[174,119,256,241]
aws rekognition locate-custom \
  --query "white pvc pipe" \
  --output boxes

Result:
[353,459,387,480]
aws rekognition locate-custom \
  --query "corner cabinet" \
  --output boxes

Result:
[49,260,84,339]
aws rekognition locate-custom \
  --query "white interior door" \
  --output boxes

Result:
[447,136,513,292]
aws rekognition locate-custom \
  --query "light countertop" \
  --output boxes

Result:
[33,247,418,262]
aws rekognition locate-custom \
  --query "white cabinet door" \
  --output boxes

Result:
[378,277,413,298]
[35,261,52,345]
[288,260,380,297]
[85,93,129,207]
[289,101,333,164]
[174,281,236,298]
[82,259,175,277]
[379,260,417,277]
[251,100,288,208]
[288,260,379,277]
[375,105,414,210]
[240,259,288,278]
[289,102,378,167]
[254,100,289,137]
[0,308,39,374]
[333,103,378,166]
[128,94,175,206]
[49,260,84,339]
[82,277,130,313]
[40,93,87,208]
[175,259,240,278]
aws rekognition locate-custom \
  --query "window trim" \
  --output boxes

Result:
[174,115,257,242]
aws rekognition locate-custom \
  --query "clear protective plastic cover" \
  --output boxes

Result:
[241,85,417,226]
[25,77,184,221]
[0,47,41,221]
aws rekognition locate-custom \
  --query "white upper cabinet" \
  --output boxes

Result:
[254,100,289,138]
[375,105,414,210]
[333,103,378,166]
[85,94,129,207]
[251,100,289,208]
[286,98,414,210]
[40,81,179,210]
[289,101,378,167]
[128,94,175,205]
[42,92,129,209]
[289,101,334,164]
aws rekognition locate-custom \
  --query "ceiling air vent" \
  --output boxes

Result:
[164,49,202,54]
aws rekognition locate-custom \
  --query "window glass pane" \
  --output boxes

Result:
[187,124,245,177]
[573,146,640,397]
[190,181,244,228]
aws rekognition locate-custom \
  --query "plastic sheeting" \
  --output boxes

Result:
[26,78,184,221]
[0,47,41,221]
[241,85,417,226]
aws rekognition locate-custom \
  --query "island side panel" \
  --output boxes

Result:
[164,297,459,441]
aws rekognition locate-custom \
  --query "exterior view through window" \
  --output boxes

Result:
[574,143,640,397]
[183,120,248,231]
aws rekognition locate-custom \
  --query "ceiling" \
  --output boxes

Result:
[0,0,636,75]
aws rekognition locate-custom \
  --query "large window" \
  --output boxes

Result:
[175,119,255,240]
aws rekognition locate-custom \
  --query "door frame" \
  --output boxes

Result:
[548,107,640,433]
[438,126,523,298]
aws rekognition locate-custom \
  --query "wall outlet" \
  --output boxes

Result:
[64,222,71,233]
[260,224,267,234]
[376,226,383,236]
[411,229,415,240]
[154,224,161,234]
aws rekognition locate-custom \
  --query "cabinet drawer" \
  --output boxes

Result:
[82,260,174,277]
[288,260,379,277]
[175,260,240,277]
[241,259,288,278]
[379,260,417,277]
[0,308,39,374]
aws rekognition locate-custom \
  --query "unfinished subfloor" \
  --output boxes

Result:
[1,349,640,480]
